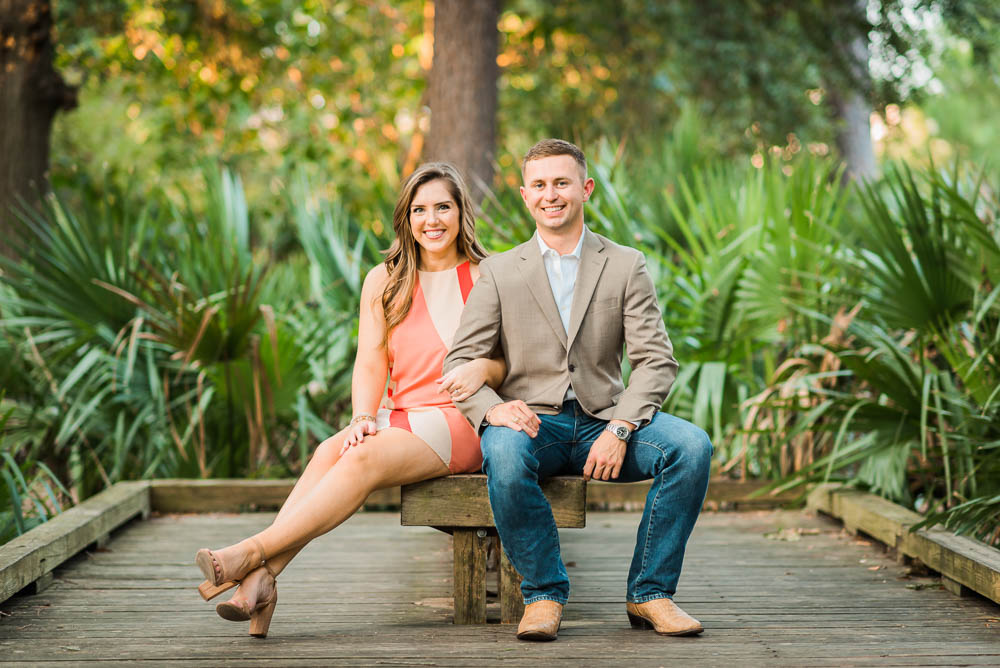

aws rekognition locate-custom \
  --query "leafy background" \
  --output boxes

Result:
[2,1,999,546]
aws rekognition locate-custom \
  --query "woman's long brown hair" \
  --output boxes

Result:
[380,162,487,346]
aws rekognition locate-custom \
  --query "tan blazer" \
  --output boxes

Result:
[444,227,678,429]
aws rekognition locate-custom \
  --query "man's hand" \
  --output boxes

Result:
[583,421,632,481]
[486,400,540,438]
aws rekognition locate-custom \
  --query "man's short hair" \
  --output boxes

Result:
[522,138,587,179]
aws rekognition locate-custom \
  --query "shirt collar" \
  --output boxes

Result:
[537,226,586,259]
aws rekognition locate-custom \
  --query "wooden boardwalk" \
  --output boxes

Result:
[1,509,998,666]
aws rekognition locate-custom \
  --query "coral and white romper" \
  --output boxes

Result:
[374,260,483,473]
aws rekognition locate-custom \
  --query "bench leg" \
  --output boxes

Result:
[16,572,54,597]
[90,532,110,551]
[941,575,974,598]
[499,545,524,624]
[453,529,488,624]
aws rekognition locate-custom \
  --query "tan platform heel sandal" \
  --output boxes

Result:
[214,563,279,638]
[195,536,267,595]
[197,579,237,601]
[195,535,267,586]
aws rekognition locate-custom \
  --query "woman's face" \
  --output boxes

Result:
[408,178,461,259]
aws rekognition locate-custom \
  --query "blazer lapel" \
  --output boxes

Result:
[517,233,568,349]
[566,229,607,349]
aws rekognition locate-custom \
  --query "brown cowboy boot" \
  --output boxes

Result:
[626,599,703,636]
[516,600,563,641]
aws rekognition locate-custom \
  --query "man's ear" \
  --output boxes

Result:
[582,177,596,201]
[519,185,528,205]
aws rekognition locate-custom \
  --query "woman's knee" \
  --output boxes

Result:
[327,441,382,490]
[312,429,349,468]
[337,439,377,471]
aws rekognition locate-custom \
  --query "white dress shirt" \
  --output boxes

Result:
[537,227,586,401]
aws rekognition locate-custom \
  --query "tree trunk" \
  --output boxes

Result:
[830,88,877,182]
[0,0,76,259]
[424,0,499,203]
[828,1,877,182]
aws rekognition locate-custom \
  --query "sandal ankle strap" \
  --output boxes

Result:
[249,536,277,580]
[249,536,268,565]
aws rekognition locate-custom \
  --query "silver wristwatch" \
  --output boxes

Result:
[605,423,631,442]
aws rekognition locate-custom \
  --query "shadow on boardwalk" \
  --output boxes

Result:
[1,510,998,666]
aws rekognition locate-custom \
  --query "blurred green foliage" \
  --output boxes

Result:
[3,1,1000,545]
[47,1,1000,220]
[52,0,424,229]
[4,146,1000,545]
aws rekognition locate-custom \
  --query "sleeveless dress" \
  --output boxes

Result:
[374,260,483,474]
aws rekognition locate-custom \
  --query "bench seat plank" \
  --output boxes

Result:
[400,474,586,528]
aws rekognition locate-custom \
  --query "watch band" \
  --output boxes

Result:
[605,423,631,442]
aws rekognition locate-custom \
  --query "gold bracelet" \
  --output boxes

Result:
[485,404,499,425]
[350,413,376,426]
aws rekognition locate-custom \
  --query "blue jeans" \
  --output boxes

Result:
[480,401,712,605]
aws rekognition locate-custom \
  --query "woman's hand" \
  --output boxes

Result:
[437,358,491,402]
[339,419,377,455]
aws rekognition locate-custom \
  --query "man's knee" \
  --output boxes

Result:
[680,425,713,476]
[646,414,713,475]
[481,426,536,481]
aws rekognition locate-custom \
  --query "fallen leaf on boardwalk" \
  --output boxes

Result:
[413,597,453,609]
[765,527,820,541]
[61,647,81,652]
[905,583,942,590]
[868,565,882,571]
[765,528,799,541]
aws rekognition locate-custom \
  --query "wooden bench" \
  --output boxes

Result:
[401,474,586,624]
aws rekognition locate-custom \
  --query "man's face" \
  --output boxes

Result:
[520,155,595,236]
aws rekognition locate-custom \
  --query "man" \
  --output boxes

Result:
[444,139,712,641]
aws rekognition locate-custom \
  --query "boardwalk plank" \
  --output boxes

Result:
[1,510,997,666]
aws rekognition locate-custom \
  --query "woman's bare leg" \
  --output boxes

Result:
[258,428,352,576]
[217,428,351,609]
[211,428,449,582]
[253,428,449,557]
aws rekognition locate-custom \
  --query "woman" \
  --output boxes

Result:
[194,163,514,637]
